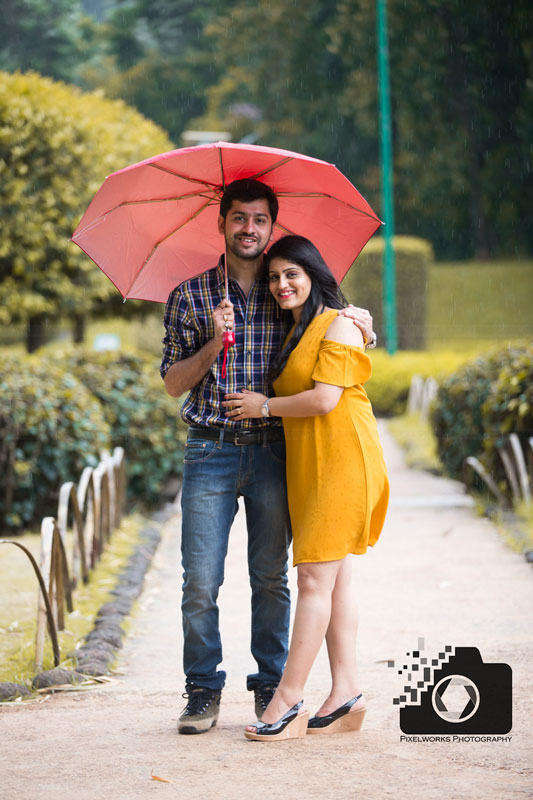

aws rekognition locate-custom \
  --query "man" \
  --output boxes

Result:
[161,178,374,734]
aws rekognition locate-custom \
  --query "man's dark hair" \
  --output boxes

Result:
[220,178,279,223]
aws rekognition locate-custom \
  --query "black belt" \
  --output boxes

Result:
[188,426,284,446]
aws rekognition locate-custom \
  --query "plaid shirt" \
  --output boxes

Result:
[161,258,291,429]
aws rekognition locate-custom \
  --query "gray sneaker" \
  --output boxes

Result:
[253,684,278,718]
[178,687,221,734]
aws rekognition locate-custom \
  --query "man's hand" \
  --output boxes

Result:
[212,299,235,349]
[338,305,373,345]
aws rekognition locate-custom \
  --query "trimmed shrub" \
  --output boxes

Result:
[341,236,433,350]
[481,344,533,493]
[0,70,173,332]
[430,345,531,486]
[366,349,469,417]
[0,355,110,532]
[64,350,187,504]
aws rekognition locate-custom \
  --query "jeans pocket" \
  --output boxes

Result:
[267,439,286,463]
[184,439,218,463]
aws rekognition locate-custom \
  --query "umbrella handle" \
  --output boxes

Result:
[221,329,235,379]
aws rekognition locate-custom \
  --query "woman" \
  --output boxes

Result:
[222,235,389,741]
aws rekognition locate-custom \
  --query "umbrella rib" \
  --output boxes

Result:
[148,163,222,190]
[73,191,218,239]
[123,197,214,298]
[248,157,294,180]
[273,221,298,236]
[219,149,226,190]
[276,191,381,222]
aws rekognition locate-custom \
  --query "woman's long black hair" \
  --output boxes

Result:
[266,235,347,381]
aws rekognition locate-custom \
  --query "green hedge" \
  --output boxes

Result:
[64,350,187,504]
[341,236,433,350]
[0,350,187,533]
[430,343,533,493]
[0,355,110,531]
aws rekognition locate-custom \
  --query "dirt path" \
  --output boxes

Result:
[1,423,532,800]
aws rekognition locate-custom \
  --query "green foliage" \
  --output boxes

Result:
[341,236,433,350]
[330,0,533,259]
[0,0,87,84]
[0,354,110,532]
[366,349,468,417]
[0,347,186,532]
[430,345,532,488]
[197,0,532,261]
[64,350,187,503]
[79,0,230,143]
[0,70,173,330]
[481,345,533,491]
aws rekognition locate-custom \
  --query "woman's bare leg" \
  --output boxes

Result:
[248,559,341,726]
[316,556,364,716]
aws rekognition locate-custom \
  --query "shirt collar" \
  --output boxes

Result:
[215,254,269,289]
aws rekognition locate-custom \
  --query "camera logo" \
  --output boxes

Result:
[389,639,512,734]
[432,675,479,723]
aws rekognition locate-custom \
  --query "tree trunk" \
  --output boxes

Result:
[72,314,86,344]
[26,315,47,353]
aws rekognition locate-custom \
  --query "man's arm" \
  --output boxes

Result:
[164,339,222,398]
[163,298,234,398]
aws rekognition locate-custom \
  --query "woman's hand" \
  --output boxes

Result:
[222,390,267,420]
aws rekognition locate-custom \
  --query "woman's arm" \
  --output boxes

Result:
[223,316,363,420]
[223,382,343,420]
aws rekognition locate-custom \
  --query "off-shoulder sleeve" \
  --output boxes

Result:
[311,339,372,387]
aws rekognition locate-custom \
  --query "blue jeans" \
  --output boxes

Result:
[180,431,292,692]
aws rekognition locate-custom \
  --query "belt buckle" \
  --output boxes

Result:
[234,431,256,446]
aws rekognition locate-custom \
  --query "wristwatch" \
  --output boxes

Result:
[364,332,377,350]
[261,399,270,418]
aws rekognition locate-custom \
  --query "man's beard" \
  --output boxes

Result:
[226,236,267,261]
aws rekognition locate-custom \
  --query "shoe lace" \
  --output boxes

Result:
[255,685,276,711]
[182,688,216,716]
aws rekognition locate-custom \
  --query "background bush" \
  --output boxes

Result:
[0,355,110,532]
[481,344,533,493]
[341,236,433,350]
[0,349,187,532]
[64,350,187,504]
[430,344,533,490]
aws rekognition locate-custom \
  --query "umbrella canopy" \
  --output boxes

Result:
[71,141,382,303]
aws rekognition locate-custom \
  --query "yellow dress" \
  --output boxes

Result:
[273,309,389,565]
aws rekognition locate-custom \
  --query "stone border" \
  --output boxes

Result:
[0,505,175,702]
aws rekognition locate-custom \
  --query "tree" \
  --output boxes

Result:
[0,0,89,84]
[329,0,533,258]
[79,0,231,143]
[0,71,173,350]
[199,0,533,259]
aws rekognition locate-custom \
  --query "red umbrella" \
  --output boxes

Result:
[71,141,381,303]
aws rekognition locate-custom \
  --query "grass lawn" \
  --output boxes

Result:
[0,514,144,687]
[426,259,533,350]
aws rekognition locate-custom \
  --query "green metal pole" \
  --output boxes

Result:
[377,0,398,354]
